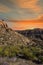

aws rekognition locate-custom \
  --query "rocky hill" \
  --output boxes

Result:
[0,21,43,65]
[0,20,30,46]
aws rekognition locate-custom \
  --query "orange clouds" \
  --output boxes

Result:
[9,15,43,30]
[0,0,42,14]
[11,21,43,30]
[8,0,41,13]
[38,15,43,20]
[0,4,11,12]
[16,0,41,12]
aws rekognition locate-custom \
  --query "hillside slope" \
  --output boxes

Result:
[0,21,43,65]
[0,20,30,46]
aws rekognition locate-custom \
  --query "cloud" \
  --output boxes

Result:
[38,14,43,19]
[0,4,11,12]
[0,0,42,13]
[37,14,43,21]
[17,0,41,12]
[0,0,42,19]
[10,0,41,13]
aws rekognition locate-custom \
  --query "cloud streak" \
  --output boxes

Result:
[9,0,41,13]
[0,0,43,19]
[8,15,43,30]
[0,3,11,12]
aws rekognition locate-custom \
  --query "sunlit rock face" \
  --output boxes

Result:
[0,20,8,28]
[0,20,30,46]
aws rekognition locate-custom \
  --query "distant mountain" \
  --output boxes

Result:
[16,28,43,46]
[17,28,43,39]
[17,28,42,35]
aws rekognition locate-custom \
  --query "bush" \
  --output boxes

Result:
[38,56,43,63]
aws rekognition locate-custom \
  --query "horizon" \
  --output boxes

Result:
[0,16,43,30]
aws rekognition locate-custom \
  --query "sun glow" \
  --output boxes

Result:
[8,19,43,30]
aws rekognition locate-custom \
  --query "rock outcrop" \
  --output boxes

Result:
[0,20,30,46]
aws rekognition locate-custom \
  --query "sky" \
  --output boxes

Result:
[0,0,43,30]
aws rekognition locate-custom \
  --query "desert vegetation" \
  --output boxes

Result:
[0,45,43,64]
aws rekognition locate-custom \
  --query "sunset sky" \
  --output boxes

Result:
[0,0,43,30]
